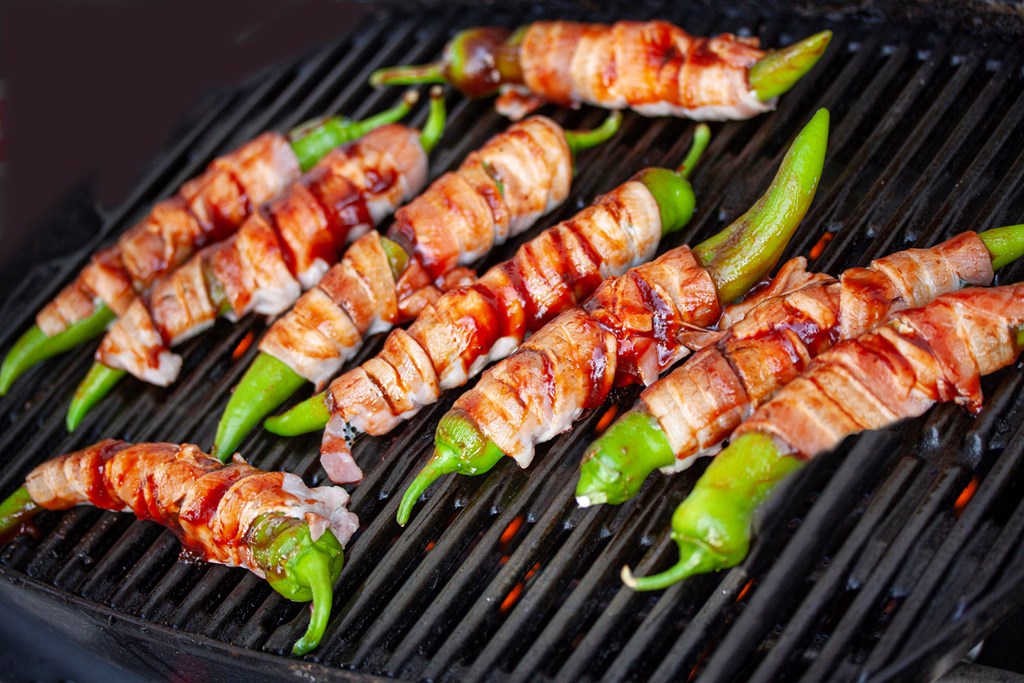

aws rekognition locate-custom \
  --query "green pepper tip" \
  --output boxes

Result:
[0,305,116,397]
[67,362,127,432]
[564,111,623,156]
[263,390,330,438]
[750,30,833,102]
[0,487,39,539]
[214,353,309,460]
[978,223,1024,271]
[418,85,448,154]
[575,411,675,507]
[621,537,728,591]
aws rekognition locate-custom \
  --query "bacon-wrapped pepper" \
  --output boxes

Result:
[65,90,449,431]
[623,283,1024,590]
[370,21,831,121]
[0,439,358,654]
[396,110,830,524]
[0,94,420,396]
[211,111,624,459]
[266,121,715,483]
[577,225,1024,506]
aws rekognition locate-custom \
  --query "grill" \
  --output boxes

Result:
[3,2,1024,681]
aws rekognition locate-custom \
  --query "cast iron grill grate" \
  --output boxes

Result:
[2,3,1024,682]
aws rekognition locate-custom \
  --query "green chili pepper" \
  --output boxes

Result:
[621,432,802,591]
[0,487,38,540]
[66,362,126,432]
[576,222,1024,508]
[0,304,116,397]
[748,31,833,101]
[248,514,345,655]
[370,25,830,104]
[2,99,421,401]
[395,109,828,526]
[220,114,623,453]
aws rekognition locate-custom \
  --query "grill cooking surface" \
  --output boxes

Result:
[3,3,1024,682]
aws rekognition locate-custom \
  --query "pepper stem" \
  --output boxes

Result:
[290,548,336,656]
[564,111,623,156]
[213,353,309,461]
[978,224,1024,271]
[67,363,127,432]
[397,412,506,526]
[749,30,833,102]
[0,487,38,539]
[621,538,727,591]
[369,62,446,89]
[695,108,829,304]
[677,124,711,181]
[289,90,419,171]
[419,85,448,154]
[0,304,116,397]
[264,391,330,437]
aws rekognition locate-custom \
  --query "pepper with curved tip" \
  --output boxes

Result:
[0,304,116,397]
[395,109,828,525]
[268,122,706,444]
[624,286,1024,591]
[218,114,626,454]
[65,92,447,435]
[370,23,831,107]
[0,487,37,540]
[0,95,420,400]
[577,222,1024,507]
[249,514,345,655]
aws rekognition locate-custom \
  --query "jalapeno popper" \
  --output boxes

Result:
[623,283,1024,591]
[0,439,358,654]
[209,111,623,458]
[265,120,716,483]
[577,225,1024,506]
[371,20,831,121]
[1,94,421,396]
[396,110,830,524]
[63,90,449,431]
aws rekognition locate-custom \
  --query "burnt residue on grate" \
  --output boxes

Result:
[2,3,1024,682]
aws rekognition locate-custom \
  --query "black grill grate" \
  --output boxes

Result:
[3,3,1024,682]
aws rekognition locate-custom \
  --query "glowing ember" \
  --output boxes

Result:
[231,332,255,360]
[809,232,834,259]
[595,406,619,435]
[954,477,979,515]
[500,583,524,612]
[736,579,754,602]
[500,515,524,548]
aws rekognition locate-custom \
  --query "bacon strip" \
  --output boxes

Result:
[497,21,772,121]
[37,133,301,336]
[734,284,1024,458]
[260,116,573,389]
[24,440,359,573]
[447,250,829,469]
[639,232,995,471]
[317,178,663,483]
[95,125,428,385]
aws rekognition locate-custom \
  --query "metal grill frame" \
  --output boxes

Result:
[2,3,1024,682]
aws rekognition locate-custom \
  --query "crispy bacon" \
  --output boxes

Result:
[95,125,428,385]
[37,133,301,336]
[317,178,664,482]
[639,232,995,471]
[24,440,359,572]
[735,284,1024,458]
[260,116,573,389]
[496,21,772,121]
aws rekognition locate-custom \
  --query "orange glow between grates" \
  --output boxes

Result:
[231,332,255,360]
[809,232,834,259]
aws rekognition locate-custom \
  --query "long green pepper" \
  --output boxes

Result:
[218,111,626,459]
[577,223,1024,508]
[1,94,420,401]
[63,92,437,434]
[394,109,829,527]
